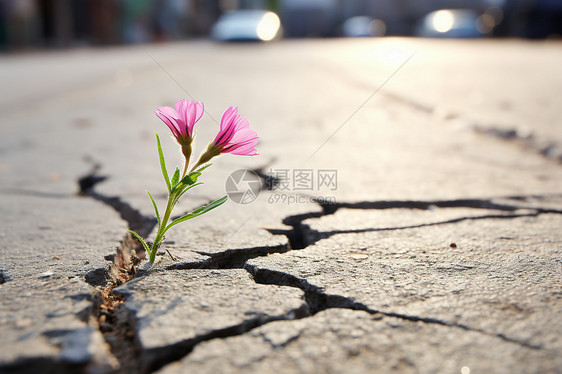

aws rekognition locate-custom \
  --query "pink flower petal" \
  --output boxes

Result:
[157,106,180,120]
[195,102,204,123]
[155,110,181,138]
[219,107,238,131]
[156,99,204,141]
[212,106,258,156]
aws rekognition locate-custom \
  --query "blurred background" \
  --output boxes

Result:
[1,0,561,50]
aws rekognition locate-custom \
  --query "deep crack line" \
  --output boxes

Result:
[337,198,525,212]
[77,156,157,282]
[292,211,558,247]
[378,88,562,164]
[317,194,562,215]
[77,156,157,238]
[127,300,310,373]
[329,210,560,234]
[167,244,289,270]
[377,310,542,350]
[77,157,155,373]
[244,264,544,351]
[157,194,560,364]
[75,157,560,373]
[272,195,562,250]
[78,187,157,240]
[75,158,301,373]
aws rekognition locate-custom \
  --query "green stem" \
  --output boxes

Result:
[190,143,221,173]
[149,194,175,263]
[181,161,189,179]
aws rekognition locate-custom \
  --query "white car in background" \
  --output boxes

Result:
[211,10,283,42]
[415,9,491,38]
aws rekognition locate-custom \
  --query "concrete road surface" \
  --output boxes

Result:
[1,39,561,373]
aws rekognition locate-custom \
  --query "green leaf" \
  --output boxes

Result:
[169,164,210,205]
[171,167,180,187]
[128,230,151,255]
[165,195,228,231]
[179,171,202,186]
[156,133,171,193]
[173,182,203,205]
[146,190,160,225]
[171,170,202,196]
[194,163,212,174]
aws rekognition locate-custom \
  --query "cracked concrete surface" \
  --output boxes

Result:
[0,194,126,281]
[246,209,562,349]
[156,308,560,374]
[0,277,118,373]
[115,269,307,372]
[1,39,561,373]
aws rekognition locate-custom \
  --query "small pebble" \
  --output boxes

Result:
[450,243,457,248]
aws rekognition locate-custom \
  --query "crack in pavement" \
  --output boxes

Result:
[473,125,562,163]
[140,303,310,373]
[271,211,560,250]
[308,60,562,164]
[77,158,153,373]
[269,195,562,249]
[76,156,561,373]
[362,83,562,164]
[75,158,296,373]
[167,244,289,270]
[250,159,281,191]
[145,194,561,371]
[243,263,544,351]
[78,164,157,241]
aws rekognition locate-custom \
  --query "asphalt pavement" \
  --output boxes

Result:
[1,38,561,373]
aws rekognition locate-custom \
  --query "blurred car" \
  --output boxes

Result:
[211,10,282,42]
[415,9,489,38]
[342,16,386,37]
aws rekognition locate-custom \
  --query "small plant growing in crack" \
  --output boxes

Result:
[129,99,258,265]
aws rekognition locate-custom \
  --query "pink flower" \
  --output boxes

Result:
[192,107,258,170]
[155,99,204,169]
[213,106,258,156]
[155,99,204,141]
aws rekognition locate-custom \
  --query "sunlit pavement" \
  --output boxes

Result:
[1,39,561,373]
